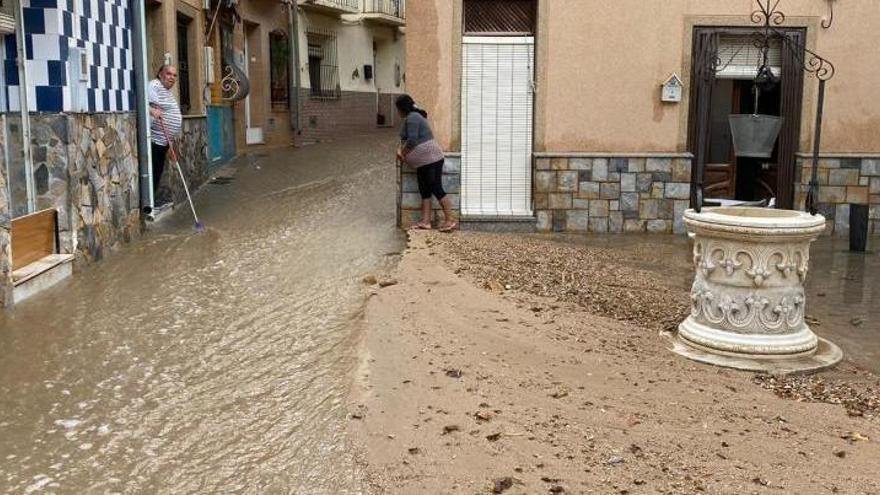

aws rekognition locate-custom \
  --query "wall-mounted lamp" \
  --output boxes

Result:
[822,0,837,29]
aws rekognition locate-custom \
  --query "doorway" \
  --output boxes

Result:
[460,36,534,217]
[244,22,263,145]
[705,79,781,202]
[688,28,805,209]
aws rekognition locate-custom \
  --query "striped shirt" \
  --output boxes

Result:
[148,79,182,146]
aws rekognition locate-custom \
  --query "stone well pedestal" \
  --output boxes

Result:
[674,207,842,372]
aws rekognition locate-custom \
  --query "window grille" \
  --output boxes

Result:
[464,0,536,35]
[306,28,340,99]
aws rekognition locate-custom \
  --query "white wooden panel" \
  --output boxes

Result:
[461,38,533,217]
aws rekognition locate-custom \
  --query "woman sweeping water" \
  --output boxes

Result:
[396,95,457,232]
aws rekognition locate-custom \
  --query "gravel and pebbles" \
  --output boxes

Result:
[431,231,693,331]
[427,231,880,418]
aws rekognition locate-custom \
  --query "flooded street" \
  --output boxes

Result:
[0,133,403,494]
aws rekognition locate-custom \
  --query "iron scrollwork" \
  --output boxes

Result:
[695,0,835,216]
[221,66,240,99]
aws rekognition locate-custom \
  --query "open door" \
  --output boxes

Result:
[689,28,804,209]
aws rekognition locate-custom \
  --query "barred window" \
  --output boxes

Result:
[306,29,340,99]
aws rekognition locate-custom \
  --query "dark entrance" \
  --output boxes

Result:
[706,79,781,202]
[688,27,806,209]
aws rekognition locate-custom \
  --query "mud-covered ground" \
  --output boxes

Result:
[352,231,880,495]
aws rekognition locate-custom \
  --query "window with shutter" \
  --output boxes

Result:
[716,35,782,79]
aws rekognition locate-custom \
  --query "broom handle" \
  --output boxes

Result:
[158,116,201,225]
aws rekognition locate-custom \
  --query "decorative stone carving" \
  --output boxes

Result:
[678,207,832,358]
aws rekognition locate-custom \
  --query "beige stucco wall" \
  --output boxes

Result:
[146,0,207,116]
[409,0,880,154]
[405,0,457,150]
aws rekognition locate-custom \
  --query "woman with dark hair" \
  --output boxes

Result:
[396,94,457,232]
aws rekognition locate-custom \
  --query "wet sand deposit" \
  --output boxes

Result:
[353,231,880,494]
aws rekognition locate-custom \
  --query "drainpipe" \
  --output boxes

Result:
[286,0,302,133]
[11,0,34,214]
[131,0,153,211]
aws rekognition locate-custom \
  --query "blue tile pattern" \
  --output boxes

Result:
[4,0,134,113]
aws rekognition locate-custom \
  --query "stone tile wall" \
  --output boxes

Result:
[0,115,12,306]
[534,155,693,234]
[156,117,210,206]
[66,113,141,263]
[399,155,461,227]
[795,157,880,235]
[0,112,142,306]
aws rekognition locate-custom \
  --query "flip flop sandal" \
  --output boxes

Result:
[410,223,433,230]
[439,221,458,233]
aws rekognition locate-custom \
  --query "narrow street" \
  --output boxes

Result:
[0,133,402,494]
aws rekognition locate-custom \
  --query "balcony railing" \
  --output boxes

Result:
[364,0,405,19]
[299,0,360,13]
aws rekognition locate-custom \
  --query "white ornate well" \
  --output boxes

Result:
[678,207,837,363]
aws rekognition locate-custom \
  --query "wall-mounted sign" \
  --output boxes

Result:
[662,73,683,103]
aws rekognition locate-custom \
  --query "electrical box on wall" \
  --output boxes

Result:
[363,64,373,81]
[204,46,214,83]
[661,73,683,103]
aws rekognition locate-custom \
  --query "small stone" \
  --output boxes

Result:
[408,447,420,455]
[493,477,515,493]
[475,410,493,422]
[445,368,463,378]
[362,275,378,285]
[442,424,460,435]
[484,280,505,293]
[607,456,625,466]
[834,450,847,458]
[378,279,398,288]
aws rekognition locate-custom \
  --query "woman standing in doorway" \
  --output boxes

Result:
[396,95,457,232]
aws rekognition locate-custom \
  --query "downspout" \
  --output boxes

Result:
[286,0,302,133]
[10,0,34,214]
[131,0,153,211]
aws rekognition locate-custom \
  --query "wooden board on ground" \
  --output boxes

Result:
[11,209,57,271]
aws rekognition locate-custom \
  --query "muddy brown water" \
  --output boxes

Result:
[0,133,404,494]
[554,233,880,374]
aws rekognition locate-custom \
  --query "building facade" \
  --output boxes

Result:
[0,0,141,305]
[198,0,406,153]
[402,0,880,236]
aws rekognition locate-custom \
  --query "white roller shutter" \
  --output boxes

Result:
[461,36,534,217]
[716,35,782,79]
